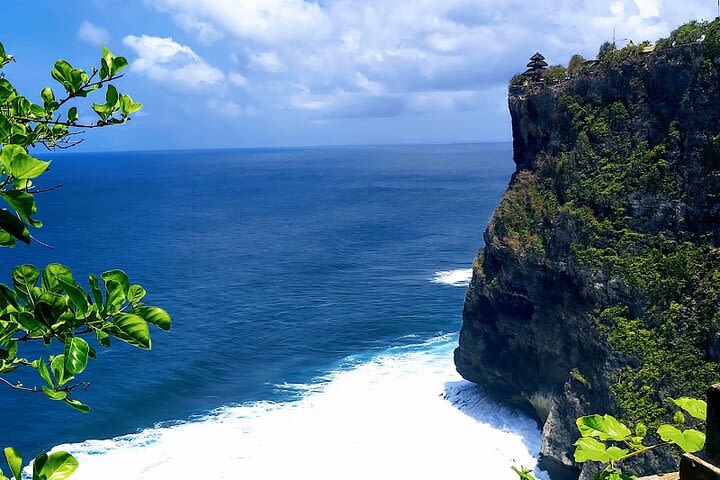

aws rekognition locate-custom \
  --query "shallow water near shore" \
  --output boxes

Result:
[2,143,546,478]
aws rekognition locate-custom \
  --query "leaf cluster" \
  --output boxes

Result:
[511,397,707,480]
[0,40,159,480]
[2,446,77,480]
[0,43,141,247]
[573,398,705,479]
[0,264,170,412]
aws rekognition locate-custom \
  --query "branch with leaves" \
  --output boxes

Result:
[0,41,169,480]
[0,43,141,248]
[0,264,170,412]
[512,397,708,480]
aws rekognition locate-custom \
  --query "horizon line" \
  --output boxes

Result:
[36,140,514,156]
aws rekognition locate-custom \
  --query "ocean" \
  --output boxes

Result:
[1,143,547,479]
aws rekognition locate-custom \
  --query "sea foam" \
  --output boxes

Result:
[431,268,473,287]
[51,336,546,480]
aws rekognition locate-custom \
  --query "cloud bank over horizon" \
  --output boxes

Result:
[128,0,712,122]
[8,0,717,149]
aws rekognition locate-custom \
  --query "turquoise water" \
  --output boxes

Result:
[1,143,548,479]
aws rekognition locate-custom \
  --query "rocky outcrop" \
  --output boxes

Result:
[455,25,720,480]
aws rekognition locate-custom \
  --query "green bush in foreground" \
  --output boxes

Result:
[513,397,706,480]
[0,42,169,479]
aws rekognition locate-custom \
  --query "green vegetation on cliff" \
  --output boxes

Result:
[457,18,720,478]
[497,20,720,427]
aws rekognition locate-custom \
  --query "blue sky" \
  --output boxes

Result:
[3,0,716,151]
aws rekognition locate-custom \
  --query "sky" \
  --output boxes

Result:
[2,0,717,151]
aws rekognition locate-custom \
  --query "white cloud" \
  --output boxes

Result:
[229,72,249,88]
[122,35,225,90]
[141,0,717,118]
[207,99,245,117]
[146,0,331,45]
[77,20,109,46]
[172,13,224,45]
[249,52,284,73]
[633,0,662,18]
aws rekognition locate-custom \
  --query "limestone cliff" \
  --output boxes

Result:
[455,22,720,479]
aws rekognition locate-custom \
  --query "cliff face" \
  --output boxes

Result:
[455,26,720,480]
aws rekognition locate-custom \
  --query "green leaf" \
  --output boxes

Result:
[41,86,55,105]
[42,385,67,401]
[0,209,29,244]
[127,285,146,303]
[41,264,74,293]
[132,306,171,331]
[67,107,78,122]
[12,264,39,298]
[657,424,706,453]
[0,190,41,227]
[0,284,19,309]
[0,145,51,179]
[16,312,43,335]
[112,313,151,349]
[0,114,11,140]
[3,448,21,480]
[50,354,73,387]
[605,446,629,462]
[51,60,88,94]
[111,57,128,76]
[671,397,707,422]
[88,274,104,309]
[0,79,15,103]
[674,411,686,425]
[34,451,78,480]
[635,422,647,438]
[104,279,125,314]
[0,230,15,247]
[63,398,90,414]
[32,453,48,480]
[120,94,142,116]
[58,278,88,317]
[96,329,110,348]
[101,269,130,295]
[105,85,119,107]
[574,437,619,463]
[64,337,89,375]
[577,414,632,441]
[32,358,54,387]
[100,47,114,79]
[511,466,537,480]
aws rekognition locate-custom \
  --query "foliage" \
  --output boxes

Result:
[0,263,170,410]
[544,65,568,83]
[513,397,707,480]
[656,18,720,57]
[491,170,557,256]
[0,42,169,479]
[510,74,527,87]
[568,54,587,75]
[1,447,78,480]
[0,45,139,247]
[598,42,616,61]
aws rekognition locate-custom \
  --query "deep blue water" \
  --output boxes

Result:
[0,143,514,458]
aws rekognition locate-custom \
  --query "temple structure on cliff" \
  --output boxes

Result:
[522,52,548,81]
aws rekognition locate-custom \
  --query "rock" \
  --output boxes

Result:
[455,28,720,479]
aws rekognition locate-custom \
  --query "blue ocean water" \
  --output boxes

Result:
[1,144,547,479]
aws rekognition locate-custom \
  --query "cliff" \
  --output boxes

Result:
[455,21,720,479]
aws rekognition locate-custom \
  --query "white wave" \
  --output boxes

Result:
[52,336,547,480]
[431,268,473,287]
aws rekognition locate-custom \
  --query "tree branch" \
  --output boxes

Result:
[0,376,38,392]
[55,72,125,110]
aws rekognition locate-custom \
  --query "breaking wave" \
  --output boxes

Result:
[52,335,547,480]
